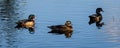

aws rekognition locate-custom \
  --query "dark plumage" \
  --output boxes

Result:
[48,21,73,32]
[89,8,104,25]
[88,8,104,29]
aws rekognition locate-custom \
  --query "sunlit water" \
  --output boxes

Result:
[0,0,120,48]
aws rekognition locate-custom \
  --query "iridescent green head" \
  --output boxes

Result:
[28,14,35,20]
[96,8,104,13]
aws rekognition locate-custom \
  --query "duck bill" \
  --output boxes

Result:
[101,9,104,12]
[102,10,104,12]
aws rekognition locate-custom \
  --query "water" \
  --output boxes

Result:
[0,0,120,48]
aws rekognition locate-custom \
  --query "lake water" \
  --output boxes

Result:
[0,0,120,48]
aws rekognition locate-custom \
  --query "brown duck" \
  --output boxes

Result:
[48,21,73,32]
[15,14,35,31]
[89,8,104,24]
[89,8,104,29]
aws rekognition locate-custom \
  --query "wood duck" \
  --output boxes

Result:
[88,8,104,29]
[15,14,35,31]
[48,21,73,32]
[89,8,104,25]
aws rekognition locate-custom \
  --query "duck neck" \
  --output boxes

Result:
[67,26,72,28]
[96,12,102,16]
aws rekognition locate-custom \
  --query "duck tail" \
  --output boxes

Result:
[47,26,51,28]
[14,25,20,29]
[47,26,54,29]
[89,16,91,18]
[15,23,22,29]
[89,15,95,18]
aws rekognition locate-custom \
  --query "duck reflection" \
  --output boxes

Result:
[28,28,35,34]
[47,21,73,38]
[88,8,104,29]
[15,14,35,33]
[95,22,104,29]
[48,30,73,38]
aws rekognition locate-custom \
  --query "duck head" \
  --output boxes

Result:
[28,14,35,20]
[96,8,104,15]
[65,21,72,27]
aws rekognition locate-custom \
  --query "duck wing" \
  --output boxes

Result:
[98,16,102,22]
[48,25,66,29]
[16,19,28,24]
[89,14,97,17]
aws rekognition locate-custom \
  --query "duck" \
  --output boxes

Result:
[15,14,35,29]
[88,8,104,25]
[47,21,73,32]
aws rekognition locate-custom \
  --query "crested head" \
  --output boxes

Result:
[96,8,104,13]
[28,14,35,20]
[65,21,72,27]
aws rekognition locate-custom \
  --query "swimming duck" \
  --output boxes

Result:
[89,8,104,25]
[48,21,73,32]
[15,14,35,29]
